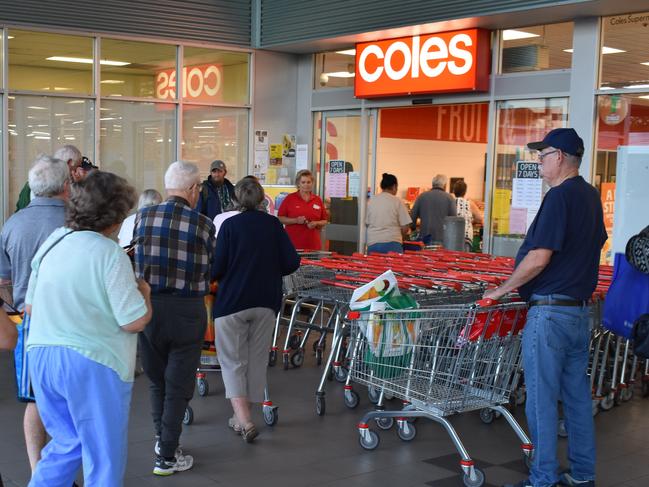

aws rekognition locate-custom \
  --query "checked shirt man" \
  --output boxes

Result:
[133,161,216,476]
[484,128,607,487]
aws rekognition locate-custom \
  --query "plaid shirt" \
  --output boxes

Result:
[133,196,216,296]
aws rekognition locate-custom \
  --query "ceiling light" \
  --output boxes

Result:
[7,36,14,39]
[201,119,221,123]
[324,71,355,78]
[193,126,215,129]
[335,49,356,56]
[100,117,116,121]
[564,47,625,54]
[599,86,615,90]
[638,95,649,99]
[34,136,51,140]
[72,120,84,124]
[46,56,130,66]
[28,106,47,110]
[66,100,86,104]
[502,29,540,41]
[624,83,649,89]
[54,113,69,116]
[101,79,125,84]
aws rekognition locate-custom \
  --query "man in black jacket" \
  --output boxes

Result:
[196,160,235,220]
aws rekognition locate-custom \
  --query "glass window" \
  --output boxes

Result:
[182,106,248,183]
[101,39,176,99]
[182,48,249,105]
[314,51,356,89]
[8,96,94,213]
[600,12,649,89]
[99,100,176,195]
[0,31,4,89]
[8,29,94,94]
[490,97,569,256]
[501,23,573,73]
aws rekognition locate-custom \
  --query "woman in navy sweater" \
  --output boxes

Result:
[212,177,300,442]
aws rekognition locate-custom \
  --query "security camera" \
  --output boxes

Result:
[319,73,329,86]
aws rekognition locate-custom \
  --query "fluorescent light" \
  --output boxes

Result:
[101,79,125,84]
[638,95,649,99]
[600,86,615,90]
[64,136,76,140]
[100,117,116,121]
[27,106,47,110]
[34,136,51,140]
[201,119,221,123]
[7,36,14,39]
[192,126,215,129]
[502,29,540,41]
[335,49,356,56]
[324,71,355,78]
[54,113,69,116]
[624,83,649,89]
[564,46,625,54]
[72,120,84,124]
[32,131,50,136]
[46,56,130,66]
[66,100,86,104]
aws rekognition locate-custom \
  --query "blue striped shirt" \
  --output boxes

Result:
[133,196,216,296]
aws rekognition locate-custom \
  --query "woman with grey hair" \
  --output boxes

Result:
[212,178,300,442]
[25,171,152,486]
[118,189,164,246]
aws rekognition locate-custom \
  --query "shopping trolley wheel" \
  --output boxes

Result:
[367,386,380,405]
[263,405,278,426]
[197,378,209,397]
[558,419,568,438]
[613,390,622,406]
[183,406,194,426]
[620,386,634,402]
[642,381,649,398]
[359,429,380,450]
[268,350,277,367]
[334,366,349,383]
[376,416,394,430]
[599,392,615,411]
[479,408,495,424]
[316,395,326,416]
[344,388,360,409]
[397,421,416,441]
[462,467,485,487]
[290,349,305,368]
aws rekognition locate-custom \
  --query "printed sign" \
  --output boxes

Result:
[329,160,346,173]
[355,28,490,98]
[156,64,223,102]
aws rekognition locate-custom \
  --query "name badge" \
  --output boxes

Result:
[313,204,321,210]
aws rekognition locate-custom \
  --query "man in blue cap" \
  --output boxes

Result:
[484,128,607,487]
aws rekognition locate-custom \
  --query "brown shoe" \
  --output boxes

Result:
[241,423,258,443]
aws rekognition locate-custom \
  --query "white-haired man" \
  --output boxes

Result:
[133,161,216,476]
[410,173,457,245]
[15,145,83,211]
[0,155,69,475]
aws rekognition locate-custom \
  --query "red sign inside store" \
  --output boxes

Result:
[354,29,490,98]
[380,104,488,143]
[156,64,223,102]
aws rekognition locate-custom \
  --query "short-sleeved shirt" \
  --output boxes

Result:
[515,176,607,301]
[277,191,328,250]
[133,196,216,296]
[0,197,66,311]
[366,192,412,246]
[25,228,147,382]
[410,189,457,243]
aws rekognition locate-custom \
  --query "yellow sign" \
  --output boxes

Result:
[492,188,511,235]
[270,144,283,160]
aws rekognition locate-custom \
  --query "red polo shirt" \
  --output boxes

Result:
[278,191,328,250]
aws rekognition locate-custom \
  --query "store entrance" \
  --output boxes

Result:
[374,103,489,250]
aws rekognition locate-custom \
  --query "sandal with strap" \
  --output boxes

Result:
[241,423,258,443]
[227,416,242,433]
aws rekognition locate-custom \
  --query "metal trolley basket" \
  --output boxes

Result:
[346,299,533,487]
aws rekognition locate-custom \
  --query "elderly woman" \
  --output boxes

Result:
[366,173,412,254]
[278,169,328,250]
[25,171,152,487]
[452,180,483,251]
[213,178,300,442]
[118,188,163,246]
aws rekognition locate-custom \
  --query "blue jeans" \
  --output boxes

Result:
[367,242,403,254]
[28,346,133,487]
[523,297,595,486]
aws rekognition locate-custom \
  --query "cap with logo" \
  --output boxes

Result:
[527,128,585,157]
[210,160,226,172]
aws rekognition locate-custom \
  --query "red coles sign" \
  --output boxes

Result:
[355,29,490,98]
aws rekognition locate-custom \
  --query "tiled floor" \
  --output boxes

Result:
[1,348,648,486]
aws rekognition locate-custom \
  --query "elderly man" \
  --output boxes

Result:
[133,161,216,476]
[15,145,83,211]
[196,159,235,220]
[0,155,69,474]
[410,174,457,245]
[485,128,606,487]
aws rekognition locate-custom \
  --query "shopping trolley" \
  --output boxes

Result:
[346,299,532,487]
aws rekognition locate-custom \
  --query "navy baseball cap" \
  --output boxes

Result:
[527,128,585,157]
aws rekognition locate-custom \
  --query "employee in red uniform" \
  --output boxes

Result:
[278,169,328,250]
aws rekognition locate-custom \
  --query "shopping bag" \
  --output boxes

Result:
[14,313,35,402]
[350,271,419,379]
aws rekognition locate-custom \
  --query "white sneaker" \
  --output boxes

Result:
[153,452,194,476]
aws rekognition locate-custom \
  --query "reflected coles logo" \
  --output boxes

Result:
[354,29,490,98]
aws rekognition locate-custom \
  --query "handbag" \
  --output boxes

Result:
[626,225,649,275]
[14,230,75,402]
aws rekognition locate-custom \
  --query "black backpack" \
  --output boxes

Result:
[626,225,649,275]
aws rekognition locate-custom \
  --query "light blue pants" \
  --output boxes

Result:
[28,346,133,487]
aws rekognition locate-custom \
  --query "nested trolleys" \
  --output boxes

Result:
[346,299,532,487]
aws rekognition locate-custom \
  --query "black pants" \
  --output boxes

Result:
[139,294,206,458]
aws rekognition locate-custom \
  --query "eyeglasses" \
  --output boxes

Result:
[537,149,560,162]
